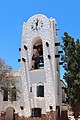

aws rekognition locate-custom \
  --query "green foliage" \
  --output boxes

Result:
[0,58,20,102]
[61,32,80,112]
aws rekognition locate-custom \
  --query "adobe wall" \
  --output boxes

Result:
[0,110,68,120]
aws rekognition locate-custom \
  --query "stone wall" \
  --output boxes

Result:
[18,111,57,120]
[0,111,57,120]
[0,110,69,120]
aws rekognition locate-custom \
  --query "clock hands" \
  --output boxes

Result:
[31,18,43,30]
[35,19,39,30]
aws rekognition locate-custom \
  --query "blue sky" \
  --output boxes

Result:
[0,0,80,80]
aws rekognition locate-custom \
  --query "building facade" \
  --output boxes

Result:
[20,14,62,117]
[0,14,68,120]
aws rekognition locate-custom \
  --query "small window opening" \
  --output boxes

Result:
[31,108,41,117]
[3,88,8,101]
[49,106,53,110]
[11,87,16,101]
[30,87,32,92]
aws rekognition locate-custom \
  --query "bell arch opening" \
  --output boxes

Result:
[31,36,44,70]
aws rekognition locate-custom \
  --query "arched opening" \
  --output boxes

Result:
[3,88,8,101]
[5,107,15,120]
[37,82,44,97]
[31,37,44,70]
[11,87,16,101]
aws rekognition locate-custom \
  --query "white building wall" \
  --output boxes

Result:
[20,14,60,116]
[0,14,66,118]
[0,73,24,116]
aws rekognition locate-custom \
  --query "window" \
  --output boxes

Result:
[31,108,41,117]
[49,106,53,110]
[3,89,8,101]
[3,87,17,101]
[56,106,60,118]
[30,87,32,92]
[11,87,16,101]
[37,83,44,97]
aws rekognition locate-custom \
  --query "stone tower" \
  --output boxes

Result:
[20,14,61,118]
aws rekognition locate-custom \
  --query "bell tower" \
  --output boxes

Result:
[20,14,61,118]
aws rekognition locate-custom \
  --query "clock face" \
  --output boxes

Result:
[31,18,43,30]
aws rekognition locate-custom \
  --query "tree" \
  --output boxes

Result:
[61,32,80,117]
[0,58,20,102]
